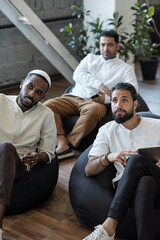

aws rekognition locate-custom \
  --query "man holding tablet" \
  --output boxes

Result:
[84,82,160,240]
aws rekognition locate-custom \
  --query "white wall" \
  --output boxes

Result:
[115,0,136,34]
[83,0,136,33]
[83,0,115,29]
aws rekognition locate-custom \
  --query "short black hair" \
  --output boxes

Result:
[111,83,138,101]
[100,30,119,44]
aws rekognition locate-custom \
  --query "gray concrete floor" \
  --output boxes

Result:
[135,61,160,115]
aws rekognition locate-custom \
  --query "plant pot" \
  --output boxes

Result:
[140,56,159,80]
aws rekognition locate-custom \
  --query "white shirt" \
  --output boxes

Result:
[89,117,160,182]
[71,54,138,103]
[0,94,57,162]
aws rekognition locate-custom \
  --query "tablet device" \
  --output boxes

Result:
[138,145,160,161]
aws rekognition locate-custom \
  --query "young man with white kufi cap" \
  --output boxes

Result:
[0,70,57,239]
[27,69,52,89]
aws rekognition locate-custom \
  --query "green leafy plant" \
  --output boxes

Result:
[130,0,160,61]
[108,1,160,62]
[60,1,160,62]
[60,5,89,60]
[107,12,135,62]
[60,4,105,61]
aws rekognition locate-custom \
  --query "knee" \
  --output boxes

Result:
[43,99,53,107]
[126,154,147,173]
[136,176,158,202]
[138,176,157,192]
[0,142,14,152]
[0,142,17,165]
[43,99,57,112]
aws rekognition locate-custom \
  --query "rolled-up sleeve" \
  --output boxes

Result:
[89,125,110,157]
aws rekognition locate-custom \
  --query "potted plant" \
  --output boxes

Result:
[108,1,160,79]
[60,1,160,79]
[60,4,105,61]
[130,0,160,80]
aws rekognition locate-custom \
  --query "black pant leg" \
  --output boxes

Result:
[108,154,148,221]
[134,176,157,240]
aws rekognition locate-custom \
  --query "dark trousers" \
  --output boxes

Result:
[108,154,160,240]
[0,142,27,205]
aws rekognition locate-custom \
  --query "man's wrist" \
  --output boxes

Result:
[99,154,110,168]
[105,154,110,164]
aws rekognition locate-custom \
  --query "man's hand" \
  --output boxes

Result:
[22,152,39,166]
[107,150,138,167]
[90,92,105,104]
[98,83,110,96]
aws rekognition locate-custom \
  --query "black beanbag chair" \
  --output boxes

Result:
[63,85,150,151]
[5,157,59,215]
[69,113,160,239]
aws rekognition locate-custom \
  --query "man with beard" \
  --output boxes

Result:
[83,83,160,240]
[44,30,138,160]
[0,70,57,239]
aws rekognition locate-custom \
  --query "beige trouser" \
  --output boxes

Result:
[44,94,107,148]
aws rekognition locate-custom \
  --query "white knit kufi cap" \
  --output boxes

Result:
[28,69,51,88]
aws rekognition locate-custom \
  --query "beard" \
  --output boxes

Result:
[112,107,134,124]
[102,51,116,60]
[19,92,35,109]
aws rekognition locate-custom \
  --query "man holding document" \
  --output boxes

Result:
[84,82,160,240]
